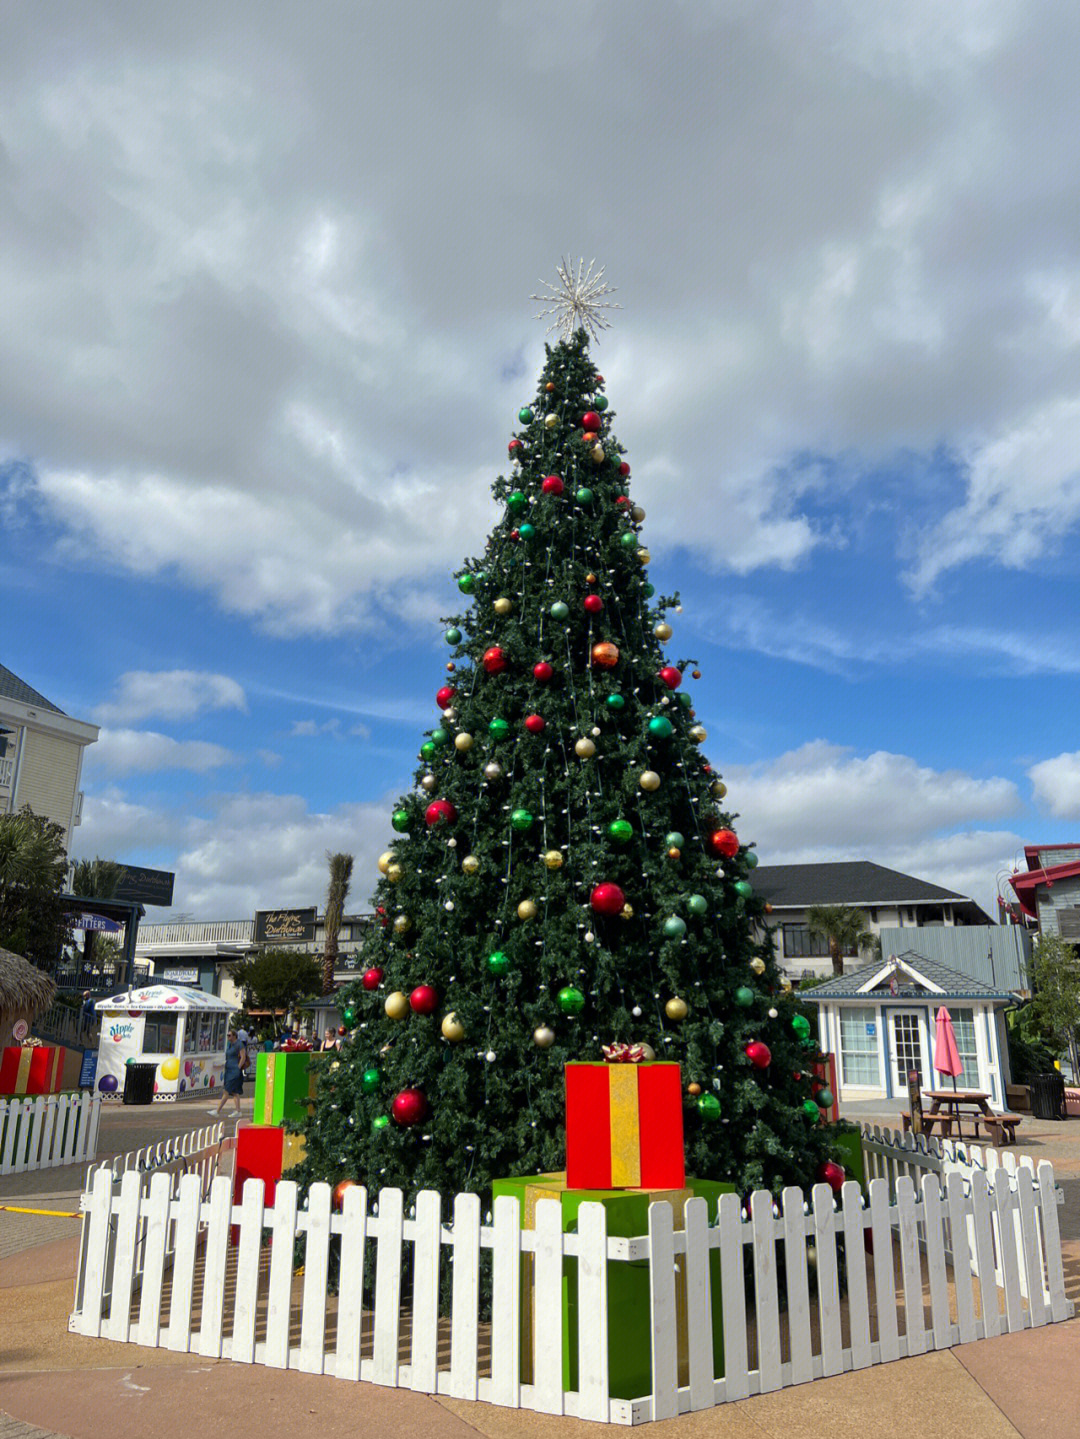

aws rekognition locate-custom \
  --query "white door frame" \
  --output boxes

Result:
[888,1007,930,1094]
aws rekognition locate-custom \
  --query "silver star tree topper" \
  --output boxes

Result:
[531,257,621,343]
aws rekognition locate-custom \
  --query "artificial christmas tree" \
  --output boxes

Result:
[299,271,844,1202]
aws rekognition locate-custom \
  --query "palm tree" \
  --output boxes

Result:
[70,857,123,981]
[806,904,877,977]
[322,851,354,995]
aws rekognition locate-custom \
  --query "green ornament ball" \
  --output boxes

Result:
[430,728,449,747]
[643,582,655,598]
[391,809,411,833]
[677,692,693,708]
[557,986,585,1015]
[734,986,755,1008]
[489,717,511,740]
[791,1013,812,1038]
[734,880,753,899]
[620,531,639,548]
[361,1067,380,1093]
[605,692,626,711]
[575,487,594,505]
[445,627,462,644]
[420,742,437,761]
[341,1006,356,1026]
[648,716,674,738]
[687,893,708,916]
[510,808,534,831]
[665,831,685,849]
[802,1099,820,1120]
[372,1115,390,1132]
[487,950,510,976]
[518,522,536,540]
[594,394,608,411]
[608,818,634,844]
[815,1088,835,1109]
[550,601,570,620]
[518,407,533,424]
[745,851,759,869]
[507,491,527,514]
[697,1093,721,1121]
[458,573,476,594]
[663,915,687,939]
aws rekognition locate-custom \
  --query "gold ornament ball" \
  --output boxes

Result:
[544,412,559,429]
[517,898,538,921]
[638,1042,657,1060]
[421,773,437,791]
[687,1082,702,1096]
[386,864,402,883]
[393,914,411,935]
[385,991,409,1021]
[750,957,767,975]
[654,621,673,641]
[330,1060,340,1071]
[441,1012,465,1042]
[377,850,394,875]
[533,1025,556,1048]
[668,846,682,862]
[639,769,661,792]
[493,597,512,615]
[689,725,708,743]
[665,996,689,1021]
[461,854,480,875]
[638,548,651,564]
[446,661,456,671]
[591,444,605,463]
[455,731,474,752]
[631,505,646,522]
[710,780,728,799]
[585,572,597,584]
[620,902,634,920]
[484,761,503,780]
[543,849,564,870]
[575,737,597,758]
[780,977,793,992]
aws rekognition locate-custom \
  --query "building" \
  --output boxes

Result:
[1008,844,1080,939]
[753,861,993,980]
[876,925,1031,994]
[0,662,98,848]
[799,951,1015,1108]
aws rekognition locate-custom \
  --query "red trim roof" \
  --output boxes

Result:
[1010,859,1080,916]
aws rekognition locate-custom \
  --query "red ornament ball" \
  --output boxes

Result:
[590,882,626,916]
[618,461,630,477]
[817,1160,846,1193]
[337,1025,347,1036]
[533,661,554,682]
[594,374,605,385]
[362,966,384,990]
[392,1088,429,1126]
[332,1178,359,1210]
[508,439,523,458]
[582,410,601,431]
[709,828,740,858]
[436,685,456,709]
[424,799,458,828]
[524,713,546,734]
[541,475,564,496]
[483,646,508,674]
[583,593,604,614]
[409,985,438,1015]
[658,666,682,690]
[616,495,630,508]
[745,1040,772,1069]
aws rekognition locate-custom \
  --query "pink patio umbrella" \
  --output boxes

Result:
[934,1006,963,1092]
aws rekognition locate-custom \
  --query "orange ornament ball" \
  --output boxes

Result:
[688,1082,702,1096]
[692,669,701,679]
[545,382,555,392]
[591,641,620,669]
[333,1179,359,1210]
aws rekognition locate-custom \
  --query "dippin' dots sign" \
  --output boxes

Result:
[108,1021,135,1042]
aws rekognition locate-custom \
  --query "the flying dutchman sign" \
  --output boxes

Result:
[254,907,317,943]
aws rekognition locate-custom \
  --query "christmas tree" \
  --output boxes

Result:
[299,267,842,1202]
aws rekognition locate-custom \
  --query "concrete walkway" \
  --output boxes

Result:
[3,1101,1080,1437]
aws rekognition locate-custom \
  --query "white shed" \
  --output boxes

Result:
[94,983,236,1100]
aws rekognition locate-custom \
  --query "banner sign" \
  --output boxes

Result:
[65,913,122,933]
[255,907,317,944]
[114,865,176,907]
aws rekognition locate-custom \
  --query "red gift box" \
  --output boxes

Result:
[566,1061,685,1190]
[0,1045,66,1096]
[233,1122,285,1209]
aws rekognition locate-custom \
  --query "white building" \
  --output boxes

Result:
[0,661,98,848]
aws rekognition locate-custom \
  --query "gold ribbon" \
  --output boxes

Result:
[608,1064,641,1187]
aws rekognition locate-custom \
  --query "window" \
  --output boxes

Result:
[183,1018,198,1053]
[948,1008,980,1089]
[782,924,832,959]
[838,1006,881,1087]
[142,1014,178,1054]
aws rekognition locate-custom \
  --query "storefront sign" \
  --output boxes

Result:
[255,907,317,943]
[114,865,176,907]
[64,912,122,933]
[162,966,200,984]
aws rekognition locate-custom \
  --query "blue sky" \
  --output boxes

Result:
[4,2,1080,919]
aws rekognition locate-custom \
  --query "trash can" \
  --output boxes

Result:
[123,1061,157,1105]
[1029,1071,1067,1120]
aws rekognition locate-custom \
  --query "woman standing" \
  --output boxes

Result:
[214,1031,246,1115]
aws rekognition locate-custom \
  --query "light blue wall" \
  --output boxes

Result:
[877,925,1030,992]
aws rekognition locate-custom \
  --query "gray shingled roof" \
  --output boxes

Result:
[0,663,64,715]
[799,949,1017,1002]
[754,860,968,907]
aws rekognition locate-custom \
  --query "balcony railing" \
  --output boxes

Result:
[0,757,13,790]
[137,920,255,946]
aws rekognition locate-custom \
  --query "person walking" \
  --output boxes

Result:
[213,1031,247,1116]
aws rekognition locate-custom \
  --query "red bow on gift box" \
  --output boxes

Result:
[601,1042,647,1063]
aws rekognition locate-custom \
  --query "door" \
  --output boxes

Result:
[891,1009,926,1092]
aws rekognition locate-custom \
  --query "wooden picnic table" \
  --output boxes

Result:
[921,1089,1022,1145]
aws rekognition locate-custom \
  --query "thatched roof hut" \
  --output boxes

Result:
[0,946,56,1044]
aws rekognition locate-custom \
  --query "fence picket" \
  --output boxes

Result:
[165,1172,202,1352]
[410,1190,442,1395]
[78,1167,115,1337]
[969,1170,1000,1338]
[372,1187,404,1386]
[531,1197,565,1414]
[575,1202,609,1422]
[196,1175,233,1357]
[490,1194,522,1410]
[449,1192,481,1401]
[99,1169,142,1343]
[811,1184,842,1377]
[781,1187,812,1385]
[748,1192,780,1392]
[232,1177,266,1364]
[264,1179,298,1369]
[36,1097,57,1170]
[993,1171,1024,1333]
[648,1199,678,1420]
[945,1171,977,1343]
[895,1176,926,1356]
[0,1100,17,1172]
[868,1178,899,1362]
[136,1171,173,1348]
[920,1175,952,1350]
[299,1183,332,1373]
[840,1182,872,1371]
[1038,1163,1070,1322]
[334,1185,368,1382]
[683,1196,714,1410]
[718,1192,749,1400]
[1016,1174,1046,1328]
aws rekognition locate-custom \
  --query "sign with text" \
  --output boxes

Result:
[162,966,200,984]
[114,865,176,907]
[64,912,122,933]
[255,907,317,944]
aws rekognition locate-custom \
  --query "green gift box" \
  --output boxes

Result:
[253,1051,314,1127]
[493,1171,734,1401]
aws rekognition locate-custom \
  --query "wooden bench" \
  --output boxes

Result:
[901,1111,955,1138]
[973,1112,1023,1146]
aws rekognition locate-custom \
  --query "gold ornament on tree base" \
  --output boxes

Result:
[639,770,661,792]
[441,1012,465,1042]
[543,850,564,870]
[665,997,689,1021]
[493,597,512,615]
[750,957,766,975]
[385,991,409,1021]
[575,737,596,758]
[378,851,394,875]
[461,854,480,875]
[533,1025,556,1048]
[517,898,538,920]
[455,732,474,752]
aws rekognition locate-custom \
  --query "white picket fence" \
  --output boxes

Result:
[0,1092,100,1175]
[70,1147,1073,1426]
[88,1121,229,1188]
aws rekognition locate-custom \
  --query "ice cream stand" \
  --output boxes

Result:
[94,984,236,1100]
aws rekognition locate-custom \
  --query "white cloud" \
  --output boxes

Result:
[290,717,340,737]
[1029,751,1080,819]
[90,728,241,775]
[94,670,247,724]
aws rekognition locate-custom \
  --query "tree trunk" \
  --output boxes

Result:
[322,937,337,996]
[830,938,843,976]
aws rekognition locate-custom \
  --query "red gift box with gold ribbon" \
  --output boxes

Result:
[0,1045,66,1096]
[565,1060,685,1190]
